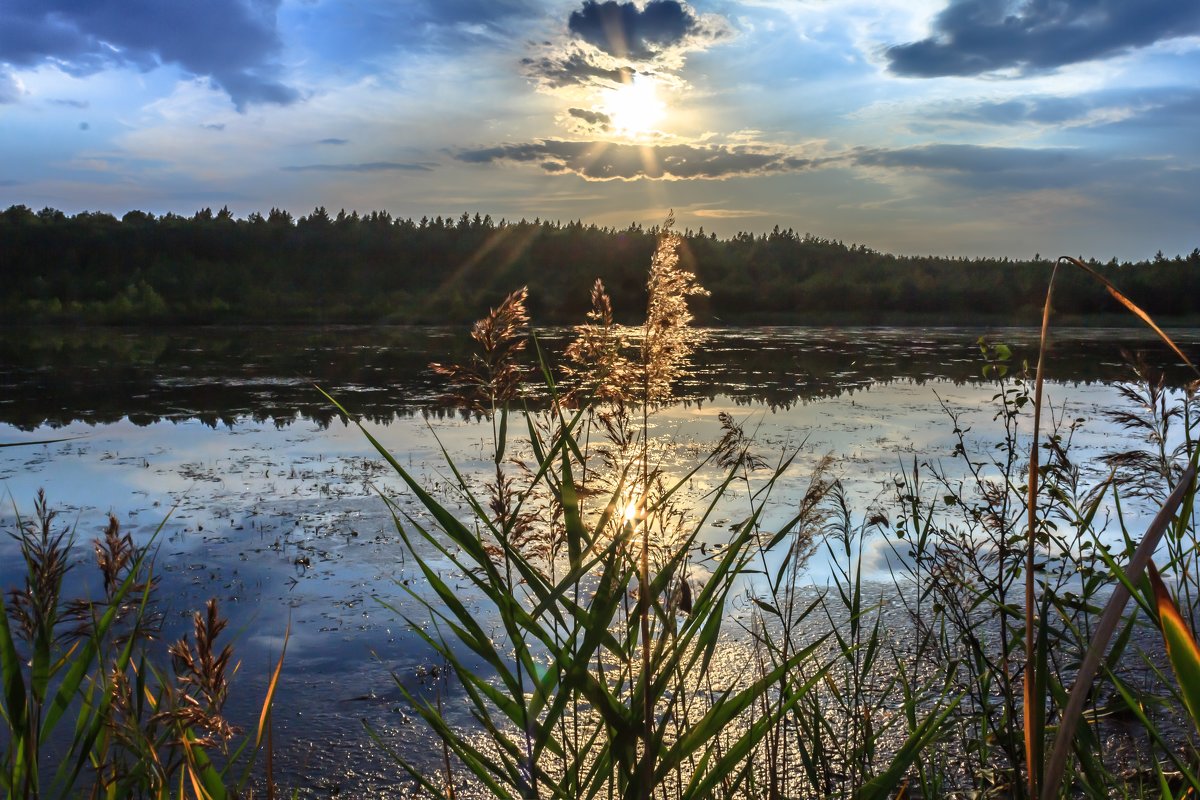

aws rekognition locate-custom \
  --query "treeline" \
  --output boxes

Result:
[3,204,1199,325]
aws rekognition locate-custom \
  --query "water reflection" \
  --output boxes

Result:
[2,325,1197,795]
[3,325,1198,429]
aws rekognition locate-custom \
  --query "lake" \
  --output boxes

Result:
[1,324,1196,795]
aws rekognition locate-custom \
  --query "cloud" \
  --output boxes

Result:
[0,0,300,110]
[281,162,435,173]
[525,0,728,90]
[849,143,1200,203]
[289,0,542,65]
[852,143,1090,190]
[202,123,226,131]
[78,122,89,131]
[567,107,612,130]
[943,87,1200,131]
[0,69,19,103]
[522,50,635,89]
[49,98,89,109]
[568,0,698,60]
[457,140,822,180]
[317,138,350,145]
[692,208,767,219]
[886,0,1200,78]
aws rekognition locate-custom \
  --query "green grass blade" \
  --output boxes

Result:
[1147,560,1200,730]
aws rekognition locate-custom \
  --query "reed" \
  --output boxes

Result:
[331,215,965,800]
[0,492,285,798]
[359,240,1200,798]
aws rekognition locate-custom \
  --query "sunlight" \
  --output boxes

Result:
[603,76,666,137]
[622,496,641,526]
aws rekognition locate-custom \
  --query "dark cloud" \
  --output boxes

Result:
[942,87,1200,132]
[0,0,299,110]
[317,138,350,145]
[886,0,1200,77]
[281,162,434,173]
[525,0,725,90]
[568,107,612,129]
[202,123,226,131]
[850,143,1200,196]
[457,140,821,180]
[78,121,89,131]
[852,144,1086,190]
[521,51,634,88]
[568,0,698,60]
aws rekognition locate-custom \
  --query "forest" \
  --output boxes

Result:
[2,203,1199,325]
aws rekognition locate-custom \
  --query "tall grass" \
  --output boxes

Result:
[323,220,1200,797]
[0,491,285,798]
[328,216,962,799]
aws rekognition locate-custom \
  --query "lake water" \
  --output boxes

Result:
[2,324,1197,795]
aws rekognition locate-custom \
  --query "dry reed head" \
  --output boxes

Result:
[641,212,708,403]
[6,489,74,646]
[67,513,161,640]
[564,279,636,405]
[714,411,768,471]
[95,513,133,597]
[161,598,237,745]
[431,286,530,412]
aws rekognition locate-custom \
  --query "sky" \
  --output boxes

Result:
[1,0,1198,260]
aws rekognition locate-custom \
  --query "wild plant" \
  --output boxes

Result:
[0,493,285,798]
[877,257,1200,798]
[331,213,963,800]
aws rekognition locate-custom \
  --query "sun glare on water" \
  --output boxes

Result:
[603,77,666,136]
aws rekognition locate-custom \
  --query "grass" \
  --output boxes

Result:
[332,227,1200,799]
[5,218,1200,797]
[0,491,285,799]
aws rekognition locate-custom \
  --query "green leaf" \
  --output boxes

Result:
[1148,560,1200,730]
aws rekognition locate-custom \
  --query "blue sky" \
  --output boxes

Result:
[1,0,1197,259]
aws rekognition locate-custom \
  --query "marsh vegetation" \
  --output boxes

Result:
[331,219,1200,798]
[2,217,1200,798]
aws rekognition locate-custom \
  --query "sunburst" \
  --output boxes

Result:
[602,76,666,137]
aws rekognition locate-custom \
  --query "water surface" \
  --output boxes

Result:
[1,324,1195,795]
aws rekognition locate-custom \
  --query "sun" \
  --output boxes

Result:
[602,76,666,136]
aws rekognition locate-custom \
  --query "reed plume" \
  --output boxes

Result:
[564,278,635,405]
[431,286,529,412]
[641,212,708,403]
[162,598,237,746]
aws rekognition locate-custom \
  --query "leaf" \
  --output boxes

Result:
[0,594,28,735]
[256,623,290,749]
[1058,256,1199,376]
[1148,560,1200,729]
[751,597,780,617]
